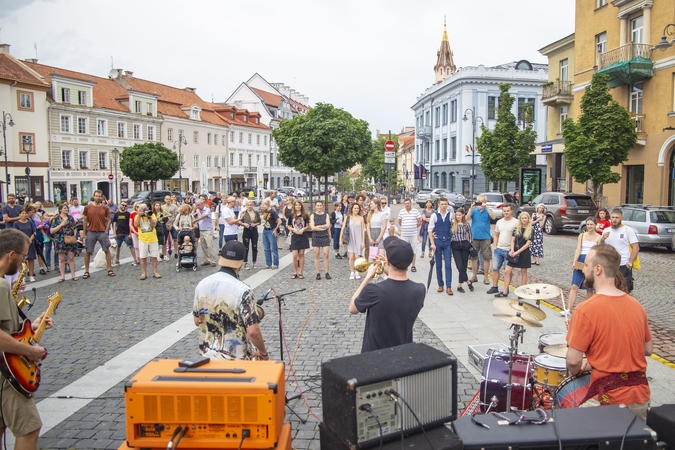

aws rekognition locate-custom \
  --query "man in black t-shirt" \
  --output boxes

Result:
[111,202,136,265]
[349,236,425,353]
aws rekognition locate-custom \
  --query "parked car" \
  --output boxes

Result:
[126,190,176,205]
[416,189,433,207]
[430,191,467,210]
[480,192,517,222]
[583,205,675,251]
[519,192,597,235]
[235,186,259,197]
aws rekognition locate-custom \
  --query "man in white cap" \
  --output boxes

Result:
[192,240,268,360]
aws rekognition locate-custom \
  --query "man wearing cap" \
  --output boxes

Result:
[192,241,269,360]
[349,236,425,353]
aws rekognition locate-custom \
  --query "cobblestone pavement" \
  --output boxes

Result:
[21,209,675,449]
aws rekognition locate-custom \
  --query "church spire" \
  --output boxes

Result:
[434,15,456,84]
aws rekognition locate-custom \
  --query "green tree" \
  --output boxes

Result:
[273,103,371,203]
[362,135,399,192]
[119,142,180,199]
[476,83,536,191]
[562,72,637,202]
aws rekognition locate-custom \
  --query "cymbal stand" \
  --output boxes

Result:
[505,323,526,412]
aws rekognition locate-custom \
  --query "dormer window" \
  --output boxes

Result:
[255,117,259,124]
[243,115,248,122]
[61,88,70,104]
[191,107,200,120]
[230,112,234,119]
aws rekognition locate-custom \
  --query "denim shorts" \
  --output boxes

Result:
[493,248,509,271]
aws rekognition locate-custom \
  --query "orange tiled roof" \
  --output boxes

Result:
[251,87,285,109]
[25,61,130,112]
[288,98,308,113]
[0,54,49,88]
[209,104,269,130]
[400,136,415,150]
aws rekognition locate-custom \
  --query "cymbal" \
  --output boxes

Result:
[493,313,543,328]
[513,283,562,301]
[543,344,568,358]
[493,299,547,322]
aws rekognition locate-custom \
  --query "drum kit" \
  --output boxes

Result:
[479,284,589,413]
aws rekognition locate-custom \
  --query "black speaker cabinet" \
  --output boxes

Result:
[453,404,657,450]
[319,422,464,450]
[321,342,457,449]
[647,404,675,449]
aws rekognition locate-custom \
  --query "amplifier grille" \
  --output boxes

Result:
[139,394,262,423]
[212,396,225,421]
[160,396,174,421]
[228,396,241,421]
[143,395,158,421]
[177,396,191,421]
[194,396,208,421]
[244,397,258,422]
[398,365,453,430]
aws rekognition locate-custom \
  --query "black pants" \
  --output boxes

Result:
[451,240,470,284]
[242,227,259,263]
[619,264,634,293]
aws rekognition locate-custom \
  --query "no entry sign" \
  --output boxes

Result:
[384,140,395,151]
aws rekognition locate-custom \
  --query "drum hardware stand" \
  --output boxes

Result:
[259,287,307,423]
[505,322,526,412]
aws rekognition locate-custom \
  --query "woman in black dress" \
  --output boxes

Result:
[497,213,532,297]
[289,200,310,279]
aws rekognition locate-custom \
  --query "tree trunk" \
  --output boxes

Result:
[324,173,329,206]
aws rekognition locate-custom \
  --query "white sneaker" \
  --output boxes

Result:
[29,276,35,282]
[164,255,170,261]
[244,263,250,270]
[253,263,258,269]
[349,272,355,280]
[355,273,361,279]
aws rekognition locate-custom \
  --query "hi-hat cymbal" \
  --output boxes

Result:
[513,284,561,301]
[493,313,543,328]
[543,344,569,358]
[493,299,547,322]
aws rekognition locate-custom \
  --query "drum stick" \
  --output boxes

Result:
[560,291,569,326]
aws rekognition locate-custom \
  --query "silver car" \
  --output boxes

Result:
[416,189,433,207]
[479,192,517,222]
[613,206,675,251]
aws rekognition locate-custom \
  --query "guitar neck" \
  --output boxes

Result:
[33,293,60,344]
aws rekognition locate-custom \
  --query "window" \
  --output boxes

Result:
[61,87,70,103]
[18,91,33,111]
[248,133,252,144]
[99,152,107,169]
[133,124,141,139]
[425,111,430,125]
[239,154,243,165]
[257,155,260,164]
[62,149,72,168]
[442,104,448,125]
[206,156,212,168]
[243,115,248,122]
[596,0,607,7]
[450,136,457,159]
[264,135,267,146]
[207,133,211,144]
[147,125,155,141]
[488,97,497,120]
[517,98,536,123]
[631,16,643,44]
[450,100,457,122]
[248,154,252,166]
[230,131,235,142]
[560,106,568,133]
[221,157,226,167]
[239,132,243,143]
[222,135,226,146]
[442,138,448,160]
[560,59,568,81]
[117,122,126,138]
[193,155,199,168]
[193,131,199,144]
[435,107,440,127]
[214,134,218,145]
[79,150,89,168]
[630,82,643,113]
[271,154,274,166]
[434,139,440,160]
[147,103,153,115]
[60,115,72,133]
[77,117,87,134]
[134,101,142,113]
[78,90,86,105]
[167,128,173,141]
[256,134,260,145]
[97,119,107,136]
[230,153,235,166]
[264,155,267,166]
[191,108,199,120]
[596,32,607,65]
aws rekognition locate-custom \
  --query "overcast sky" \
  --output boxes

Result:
[1,0,574,135]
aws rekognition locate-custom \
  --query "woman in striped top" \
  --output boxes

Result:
[450,208,473,293]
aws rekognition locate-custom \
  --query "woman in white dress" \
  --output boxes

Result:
[340,202,365,280]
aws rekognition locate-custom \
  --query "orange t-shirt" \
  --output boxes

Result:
[83,203,110,232]
[567,293,651,405]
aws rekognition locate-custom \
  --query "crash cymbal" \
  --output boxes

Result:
[513,283,562,301]
[493,313,543,328]
[543,344,568,358]
[493,299,547,322]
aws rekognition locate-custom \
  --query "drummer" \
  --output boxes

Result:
[566,244,652,422]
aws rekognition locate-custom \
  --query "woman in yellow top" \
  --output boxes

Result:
[134,204,160,280]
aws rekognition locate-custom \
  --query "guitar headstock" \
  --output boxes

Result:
[47,293,61,312]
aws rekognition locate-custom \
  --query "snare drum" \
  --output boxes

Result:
[532,354,568,387]
[480,349,534,412]
[555,372,591,408]
[538,332,567,354]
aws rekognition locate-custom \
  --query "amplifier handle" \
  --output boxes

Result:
[173,368,247,373]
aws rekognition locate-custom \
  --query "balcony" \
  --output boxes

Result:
[631,113,647,145]
[416,126,432,141]
[244,166,257,173]
[542,80,574,106]
[597,43,653,88]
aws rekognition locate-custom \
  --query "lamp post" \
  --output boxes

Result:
[173,130,187,195]
[1,112,14,202]
[21,138,33,202]
[654,24,675,51]
[462,107,484,197]
[112,147,120,205]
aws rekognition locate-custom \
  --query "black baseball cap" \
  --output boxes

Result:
[219,241,245,268]
[348,193,355,199]
[384,236,414,270]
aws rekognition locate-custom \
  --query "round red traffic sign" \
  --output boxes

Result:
[384,140,396,151]
[108,173,114,181]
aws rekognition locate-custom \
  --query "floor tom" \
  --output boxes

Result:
[480,349,534,412]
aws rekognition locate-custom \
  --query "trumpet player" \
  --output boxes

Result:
[192,241,269,361]
[349,237,425,353]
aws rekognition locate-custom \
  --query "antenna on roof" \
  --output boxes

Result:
[212,92,214,103]
[110,56,114,69]
[34,42,37,60]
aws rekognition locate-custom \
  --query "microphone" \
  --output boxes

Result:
[257,288,272,306]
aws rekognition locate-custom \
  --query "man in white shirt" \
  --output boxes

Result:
[601,208,639,293]
[220,196,240,244]
[397,199,422,272]
[487,204,518,296]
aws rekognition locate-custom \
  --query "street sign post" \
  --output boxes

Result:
[108,173,114,181]
[384,140,396,205]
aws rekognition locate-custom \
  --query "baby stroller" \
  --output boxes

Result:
[176,228,198,272]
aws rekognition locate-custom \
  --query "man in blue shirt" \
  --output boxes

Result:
[1,194,22,230]
[468,194,495,285]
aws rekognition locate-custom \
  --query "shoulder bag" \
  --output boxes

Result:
[342,216,351,245]
[626,226,641,270]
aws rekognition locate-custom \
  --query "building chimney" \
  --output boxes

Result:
[124,70,134,78]
[0,44,10,54]
[25,58,38,64]
[185,87,196,93]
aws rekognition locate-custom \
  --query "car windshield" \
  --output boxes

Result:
[484,194,502,203]
[503,194,515,203]
[566,197,594,207]
[650,210,675,224]
[130,191,149,198]
[419,190,432,193]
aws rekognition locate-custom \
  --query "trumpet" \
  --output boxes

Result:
[255,304,265,321]
[12,262,32,310]
[354,257,384,277]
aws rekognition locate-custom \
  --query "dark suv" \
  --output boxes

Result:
[519,192,597,234]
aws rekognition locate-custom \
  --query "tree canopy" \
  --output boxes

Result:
[562,72,637,201]
[362,135,399,185]
[273,103,371,201]
[119,142,180,187]
[476,83,536,190]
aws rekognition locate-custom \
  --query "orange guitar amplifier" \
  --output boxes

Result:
[124,359,285,449]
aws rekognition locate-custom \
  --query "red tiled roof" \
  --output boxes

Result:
[400,136,415,150]
[288,98,308,113]
[209,104,269,130]
[0,54,49,88]
[251,87,284,109]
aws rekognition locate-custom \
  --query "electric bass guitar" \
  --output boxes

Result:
[0,292,60,398]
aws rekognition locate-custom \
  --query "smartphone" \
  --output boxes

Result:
[178,356,210,368]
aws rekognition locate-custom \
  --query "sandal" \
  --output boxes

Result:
[82,272,90,279]
[107,270,116,277]
[71,277,78,281]
[411,266,417,272]
[57,278,65,283]
[140,275,147,280]
[298,274,304,279]
[153,274,162,279]
[290,274,298,279]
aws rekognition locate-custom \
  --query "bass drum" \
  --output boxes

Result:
[480,349,534,412]
[555,372,592,408]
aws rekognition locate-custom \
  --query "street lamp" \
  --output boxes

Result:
[654,24,675,51]
[1,111,14,201]
[112,147,120,205]
[21,138,33,202]
[173,130,187,195]
[462,107,484,197]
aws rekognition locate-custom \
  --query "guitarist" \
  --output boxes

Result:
[0,228,53,449]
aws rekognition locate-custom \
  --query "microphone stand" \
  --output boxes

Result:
[258,287,307,423]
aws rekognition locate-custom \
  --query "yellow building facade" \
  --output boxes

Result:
[537,0,675,206]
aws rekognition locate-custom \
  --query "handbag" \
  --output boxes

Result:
[468,243,478,259]
[64,235,78,245]
[506,253,520,264]
[342,216,351,245]
[626,226,641,270]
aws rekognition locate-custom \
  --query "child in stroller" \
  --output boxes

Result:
[176,229,197,272]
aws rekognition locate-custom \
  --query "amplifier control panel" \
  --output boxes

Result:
[355,379,398,443]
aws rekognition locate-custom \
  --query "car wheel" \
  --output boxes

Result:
[544,216,558,235]
[671,235,675,252]
[579,224,587,234]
